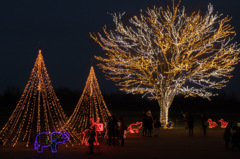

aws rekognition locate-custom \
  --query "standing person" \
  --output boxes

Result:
[142,113,147,137]
[231,125,240,150]
[118,117,126,146]
[107,116,118,146]
[223,121,233,149]
[153,117,161,138]
[88,126,96,154]
[188,113,194,136]
[201,114,208,136]
[146,110,153,137]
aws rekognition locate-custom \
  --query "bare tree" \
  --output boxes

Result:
[90,1,240,124]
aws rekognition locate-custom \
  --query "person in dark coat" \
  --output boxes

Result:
[88,126,96,154]
[153,117,161,138]
[187,113,194,136]
[201,114,208,136]
[231,125,240,150]
[107,116,118,146]
[118,117,127,146]
[223,121,233,149]
[146,110,153,137]
[142,113,147,137]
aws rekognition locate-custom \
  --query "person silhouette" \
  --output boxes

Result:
[187,113,194,136]
[88,126,96,154]
[118,117,126,146]
[107,116,118,146]
[231,125,240,150]
[142,113,147,137]
[153,117,161,138]
[223,121,233,149]
[201,114,208,136]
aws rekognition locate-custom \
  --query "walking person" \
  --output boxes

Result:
[223,121,233,149]
[153,117,161,138]
[118,117,127,146]
[201,114,208,136]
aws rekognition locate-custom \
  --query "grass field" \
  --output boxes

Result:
[0,127,240,159]
[0,111,240,159]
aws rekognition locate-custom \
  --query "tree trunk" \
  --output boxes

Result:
[160,106,169,125]
[157,92,176,125]
[159,103,169,125]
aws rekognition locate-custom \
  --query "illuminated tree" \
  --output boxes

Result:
[0,49,69,147]
[90,1,240,124]
[65,66,111,135]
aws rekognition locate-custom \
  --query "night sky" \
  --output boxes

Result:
[0,0,240,97]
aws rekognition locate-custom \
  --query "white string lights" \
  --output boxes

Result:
[90,1,240,124]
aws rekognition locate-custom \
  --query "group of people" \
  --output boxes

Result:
[184,113,240,150]
[107,116,126,146]
[223,122,240,150]
[88,111,240,154]
[142,110,161,137]
[183,112,194,136]
[88,116,126,154]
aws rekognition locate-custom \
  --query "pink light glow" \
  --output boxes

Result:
[81,118,102,146]
[125,122,143,134]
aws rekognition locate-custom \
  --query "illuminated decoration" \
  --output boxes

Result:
[81,118,102,146]
[90,0,240,124]
[237,123,240,127]
[207,119,218,128]
[95,123,104,132]
[0,48,72,147]
[34,132,70,153]
[163,121,174,129]
[218,119,228,128]
[65,66,111,139]
[125,122,142,134]
[90,118,104,132]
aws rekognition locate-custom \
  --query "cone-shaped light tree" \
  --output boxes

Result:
[0,49,69,147]
[90,1,240,124]
[65,66,111,135]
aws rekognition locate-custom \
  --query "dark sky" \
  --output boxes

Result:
[0,0,240,96]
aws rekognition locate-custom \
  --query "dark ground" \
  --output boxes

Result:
[0,128,240,159]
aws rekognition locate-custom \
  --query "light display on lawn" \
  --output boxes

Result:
[237,123,240,127]
[218,119,228,128]
[34,132,70,153]
[0,49,69,147]
[81,118,103,146]
[90,0,240,124]
[165,121,174,129]
[65,66,111,140]
[125,122,142,134]
[207,119,218,128]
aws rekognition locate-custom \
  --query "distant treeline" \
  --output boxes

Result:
[0,86,239,120]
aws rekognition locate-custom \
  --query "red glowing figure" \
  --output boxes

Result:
[218,119,228,128]
[125,122,143,134]
[207,119,218,128]
[81,118,103,146]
